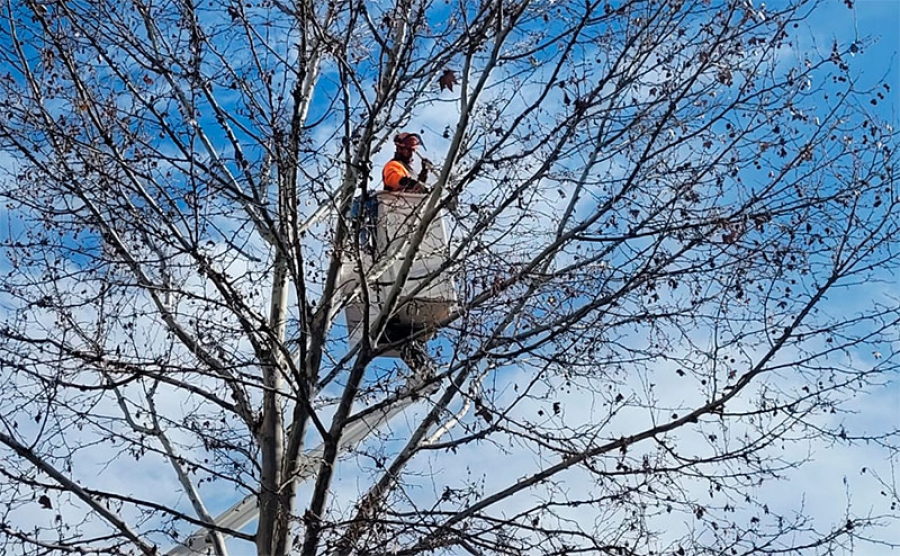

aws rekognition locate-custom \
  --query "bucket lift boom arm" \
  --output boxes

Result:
[166,374,435,556]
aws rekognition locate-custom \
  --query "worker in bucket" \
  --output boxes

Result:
[383,132,432,193]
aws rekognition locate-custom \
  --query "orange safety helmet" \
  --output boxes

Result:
[394,132,424,150]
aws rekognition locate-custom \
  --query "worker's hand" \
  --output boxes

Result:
[398,176,418,190]
[445,192,459,213]
[417,167,429,185]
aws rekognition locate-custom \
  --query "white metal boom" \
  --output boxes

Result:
[166,379,432,556]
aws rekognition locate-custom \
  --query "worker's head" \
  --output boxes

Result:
[393,132,423,162]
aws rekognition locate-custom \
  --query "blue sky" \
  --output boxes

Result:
[810,1,897,119]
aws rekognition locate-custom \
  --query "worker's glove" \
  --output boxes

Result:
[445,182,460,213]
[398,176,418,190]
[445,193,459,213]
[418,158,432,184]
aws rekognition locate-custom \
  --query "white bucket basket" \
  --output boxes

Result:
[337,191,456,355]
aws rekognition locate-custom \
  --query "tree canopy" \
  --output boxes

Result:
[0,0,897,555]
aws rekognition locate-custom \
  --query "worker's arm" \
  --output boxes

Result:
[383,160,423,192]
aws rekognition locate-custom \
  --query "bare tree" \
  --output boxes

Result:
[0,0,897,555]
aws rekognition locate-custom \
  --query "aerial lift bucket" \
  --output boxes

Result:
[337,190,456,355]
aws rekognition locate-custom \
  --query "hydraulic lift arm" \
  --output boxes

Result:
[166,371,435,556]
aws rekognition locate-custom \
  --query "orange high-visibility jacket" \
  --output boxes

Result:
[382,159,421,192]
